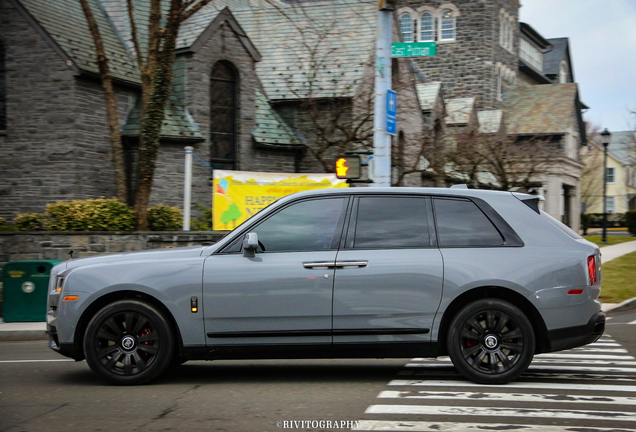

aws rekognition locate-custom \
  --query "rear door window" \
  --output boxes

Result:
[350,196,431,249]
[434,198,504,247]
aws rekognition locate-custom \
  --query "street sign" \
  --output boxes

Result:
[386,89,396,136]
[335,155,361,179]
[391,42,437,58]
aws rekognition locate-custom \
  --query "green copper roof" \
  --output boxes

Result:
[252,90,302,148]
[18,0,140,85]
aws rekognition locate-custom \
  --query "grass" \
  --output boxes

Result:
[583,235,636,247]
[599,250,636,303]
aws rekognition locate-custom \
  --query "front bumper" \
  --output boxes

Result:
[547,311,605,352]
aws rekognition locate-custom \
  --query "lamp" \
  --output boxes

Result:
[600,128,611,244]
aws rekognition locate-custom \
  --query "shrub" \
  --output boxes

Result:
[14,213,48,231]
[147,204,182,231]
[627,211,636,236]
[0,216,5,226]
[190,204,212,231]
[46,198,136,231]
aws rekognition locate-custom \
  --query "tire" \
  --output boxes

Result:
[83,300,175,385]
[447,298,535,384]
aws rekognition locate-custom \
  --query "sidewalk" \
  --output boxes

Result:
[2,241,636,341]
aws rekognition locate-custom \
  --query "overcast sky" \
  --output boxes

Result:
[519,0,636,132]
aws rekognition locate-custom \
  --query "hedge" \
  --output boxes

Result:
[147,204,182,231]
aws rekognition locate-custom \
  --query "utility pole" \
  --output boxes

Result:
[373,1,395,187]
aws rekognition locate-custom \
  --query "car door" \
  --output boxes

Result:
[332,195,444,345]
[203,196,348,347]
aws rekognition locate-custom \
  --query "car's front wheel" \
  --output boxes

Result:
[83,300,174,385]
[447,298,535,384]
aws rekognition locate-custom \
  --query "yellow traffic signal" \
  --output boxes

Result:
[335,155,361,179]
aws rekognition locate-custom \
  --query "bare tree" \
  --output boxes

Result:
[580,122,605,212]
[79,0,213,229]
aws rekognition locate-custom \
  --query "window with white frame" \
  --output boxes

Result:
[496,72,502,101]
[520,38,543,71]
[559,61,569,83]
[420,12,434,42]
[606,167,616,184]
[399,13,414,43]
[440,9,456,41]
[606,196,615,213]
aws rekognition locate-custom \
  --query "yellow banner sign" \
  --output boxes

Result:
[212,170,348,230]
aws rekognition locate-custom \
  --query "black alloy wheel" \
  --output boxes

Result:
[448,298,535,384]
[84,300,174,385]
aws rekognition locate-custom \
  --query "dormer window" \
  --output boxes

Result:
[399,13,414,43]
[420,12,434,42]
[440,9,456,41]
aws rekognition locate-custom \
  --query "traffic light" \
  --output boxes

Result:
[335,155,361,180]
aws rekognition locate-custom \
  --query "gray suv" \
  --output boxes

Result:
[46,187,604,385]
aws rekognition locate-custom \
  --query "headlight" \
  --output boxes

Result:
[55,275,65,293]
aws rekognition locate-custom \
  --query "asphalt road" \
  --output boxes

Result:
[1,308,635,432]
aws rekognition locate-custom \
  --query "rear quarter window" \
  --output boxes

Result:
[434,198,504,247]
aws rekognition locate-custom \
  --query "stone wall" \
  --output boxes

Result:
[398,0,520,110]
[0,0,137,220]
[0,232,226,272]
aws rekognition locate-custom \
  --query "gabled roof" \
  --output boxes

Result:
[122,101,204,142]
[445,98,475,125]
[608,131,635,165]
[252,90,303,149]
[180,0,376,101]
[477,110,504,134]
[415,82,442,111]
[543,37,574,82]
[17,0,140,85]
[503,83,583,137]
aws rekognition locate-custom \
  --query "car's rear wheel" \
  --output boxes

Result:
[83,300,174,385]
[448,298,535,384]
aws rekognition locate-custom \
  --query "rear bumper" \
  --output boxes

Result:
[547,311,605,352]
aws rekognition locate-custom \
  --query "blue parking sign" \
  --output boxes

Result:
[386,89,397,136]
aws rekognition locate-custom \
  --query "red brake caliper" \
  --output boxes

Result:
[139,328,152,361]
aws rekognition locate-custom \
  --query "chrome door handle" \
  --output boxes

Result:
[335,261,368,267]
[303,262,336,268]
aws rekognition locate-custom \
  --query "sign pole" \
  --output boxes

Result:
[373,8,392,187]
[183,146,193,232]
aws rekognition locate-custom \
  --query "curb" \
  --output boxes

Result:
[605,296,636,313]
[0,331,48,341]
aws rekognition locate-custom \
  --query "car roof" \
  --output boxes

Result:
[277,187,522,204]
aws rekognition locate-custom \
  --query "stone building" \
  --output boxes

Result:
[1,0,588,230]
[396,0,588,229]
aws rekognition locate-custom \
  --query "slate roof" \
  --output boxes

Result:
[445,98,475,125]
[122,100,203,141]
[18,0,140,84]
[415,82,442,111]
[543,37,570,79]
[252,90,302,148]
[180,0,377,100]
[477,110,503,134]
[503,83,579,135]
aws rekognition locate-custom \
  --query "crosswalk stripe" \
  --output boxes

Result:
[571,347,628,353]
[364,404,636,421]
[404,362,636,373]
[387,380,636,393]
[629,320,636,325]
[534,353,635,360]
[589,342,621,346]
[354,420,635,431]
[377,390,636,405]
[398,369,636,382]
[410,357,636,366]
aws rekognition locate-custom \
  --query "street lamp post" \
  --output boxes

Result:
[601,128,611,244]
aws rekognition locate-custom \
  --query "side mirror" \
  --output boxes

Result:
[243,232,259,258]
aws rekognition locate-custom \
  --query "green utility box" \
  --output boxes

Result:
[2,260,63,322]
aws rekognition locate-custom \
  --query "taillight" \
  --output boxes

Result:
[587,256,597,286]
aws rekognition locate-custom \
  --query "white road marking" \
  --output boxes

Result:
[629,320,636,325]
[589,342,621,346]
[0,359,76,363]
[535,353,635,360]
[364,404,636,421]
[377,390,636,405]
[410,357,636,366]
[571,347,628,353]
[354,420,636,431]
[399,369,636,382]
[404,362,636,373]
[388,380,636,393]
